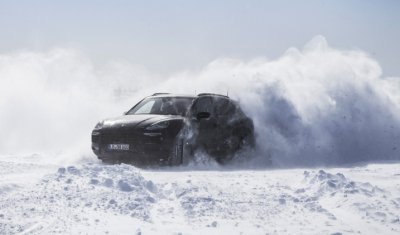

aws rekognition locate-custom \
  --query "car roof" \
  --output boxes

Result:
[148,93,229,99]
[197,93,229,98]
[148,93,196,99]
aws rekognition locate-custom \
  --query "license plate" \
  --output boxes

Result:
[108,144,130,151]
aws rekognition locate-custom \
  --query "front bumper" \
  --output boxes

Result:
[91,129,174,165]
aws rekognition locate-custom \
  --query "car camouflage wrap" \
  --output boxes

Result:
[92,93,254,166]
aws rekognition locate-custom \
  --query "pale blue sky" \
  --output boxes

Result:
[0,0,399,75]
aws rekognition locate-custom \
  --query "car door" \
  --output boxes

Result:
[188,96,219,148]
[213,97,234,145]
[192,96,237,150]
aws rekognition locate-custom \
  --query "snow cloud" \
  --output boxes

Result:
[1,36,399,166]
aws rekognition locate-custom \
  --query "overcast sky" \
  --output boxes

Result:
[0,0,399,76]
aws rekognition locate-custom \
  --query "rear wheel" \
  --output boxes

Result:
[241,132,255,149]
[210,135,240,164]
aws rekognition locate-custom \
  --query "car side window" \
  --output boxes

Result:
[214,98,232,116]
[192,97,214,115]
[226,102,238,116]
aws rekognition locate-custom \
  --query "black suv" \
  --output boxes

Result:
[91,93,254,166]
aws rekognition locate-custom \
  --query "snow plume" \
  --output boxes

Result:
[1,36,400,166]
[0,49,159,163]
[163,36,400,167]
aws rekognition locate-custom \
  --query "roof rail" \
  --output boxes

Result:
[151,93,170,96]
[197,93,229,98]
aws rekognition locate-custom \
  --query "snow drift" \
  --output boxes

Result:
[1,36,399,167]
[1,162,399,234]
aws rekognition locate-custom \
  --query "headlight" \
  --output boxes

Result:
[94,121,104,130]
[145,121,170,131]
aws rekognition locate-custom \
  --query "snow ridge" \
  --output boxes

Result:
[1,163,399,234]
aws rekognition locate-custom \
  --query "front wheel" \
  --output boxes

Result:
[168,139,184,166]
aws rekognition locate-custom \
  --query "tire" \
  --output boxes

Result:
[212,135,241,164]
[168,139,184,166]
[241,132,255,149]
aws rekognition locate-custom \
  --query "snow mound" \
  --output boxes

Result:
[304,170,384,196]
[0,164,158,234]
[1,162,400,234]
[288,170,400,225]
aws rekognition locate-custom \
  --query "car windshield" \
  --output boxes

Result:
[127,97,194,116]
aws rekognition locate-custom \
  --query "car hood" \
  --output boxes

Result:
[101,114,182,129]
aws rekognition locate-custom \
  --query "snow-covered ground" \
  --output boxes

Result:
[1,155,399,235]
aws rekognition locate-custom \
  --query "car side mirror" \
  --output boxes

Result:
[196,112,210,120]
[123,111,128,115]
